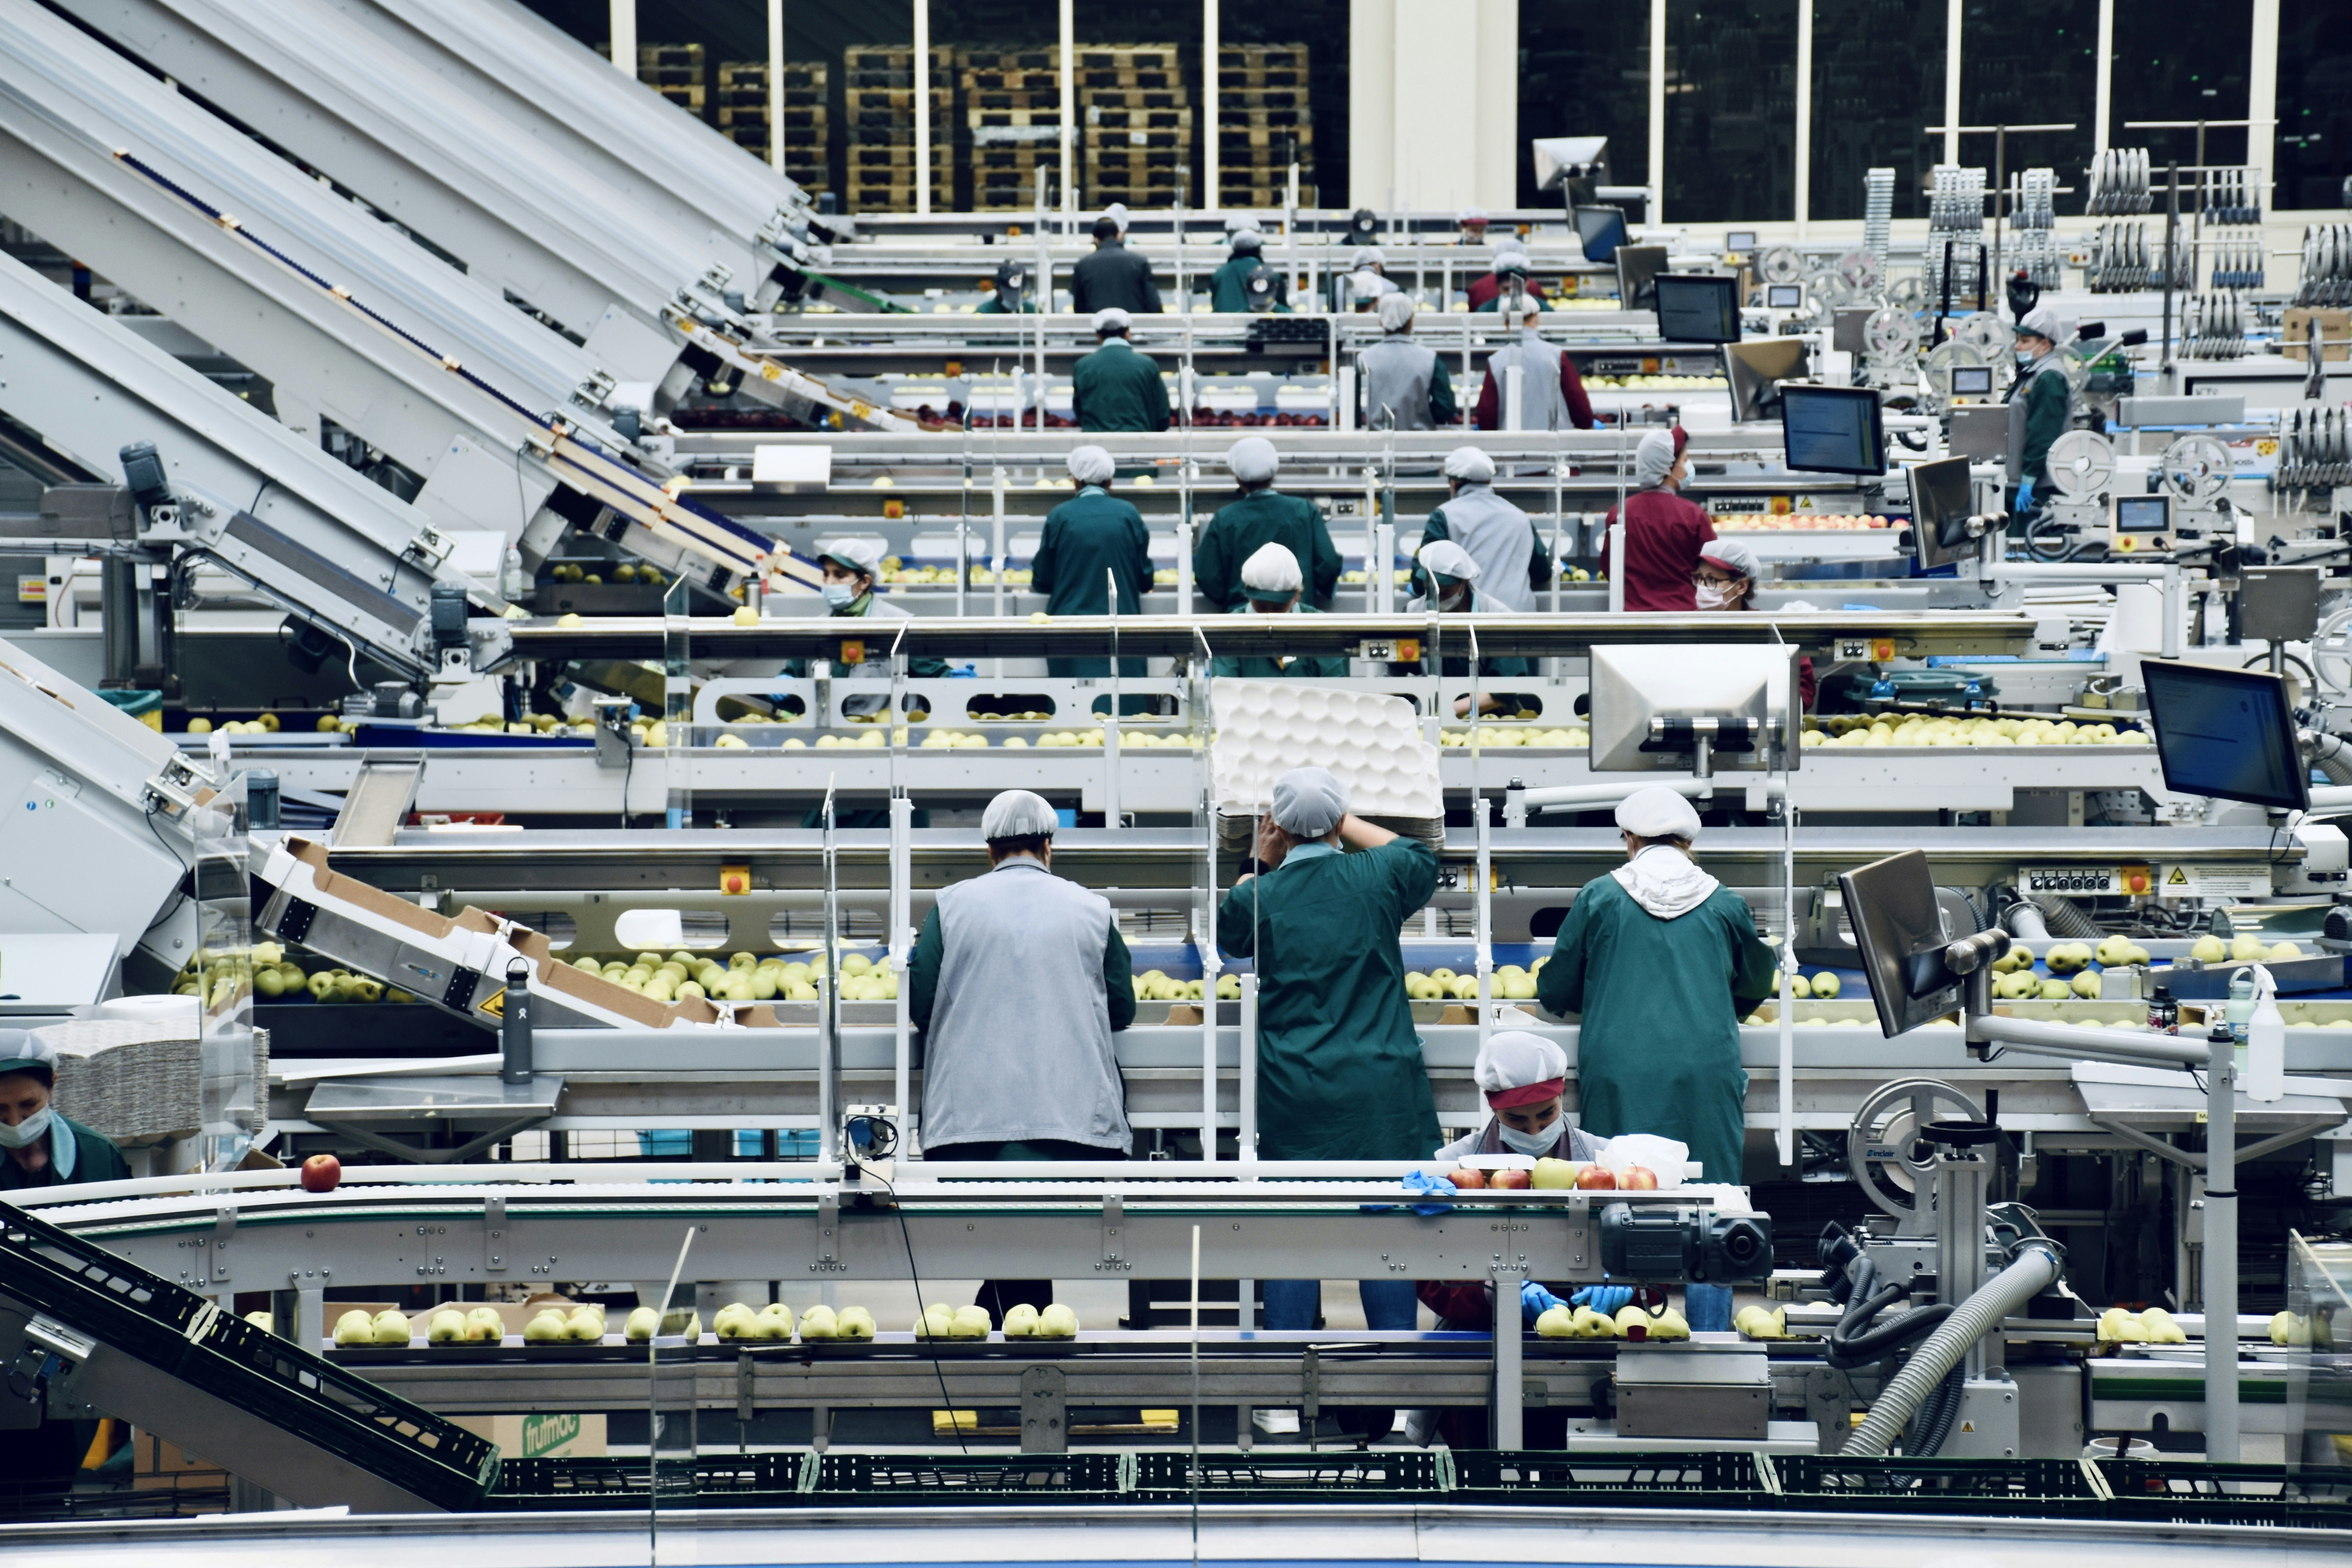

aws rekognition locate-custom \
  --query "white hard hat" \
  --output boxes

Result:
[1442,445,1495,483]
[1066,445,1115,486]
[1226,436,1280,484]
[981,789,1059,841]
[1271,766,1348,838]
[1615,785,1703,842]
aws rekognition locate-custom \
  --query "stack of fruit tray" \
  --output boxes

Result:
[1076,44,1191,210]
[1448,1449,1765,1508]
[715,60,828,197]
[843,44,953,213]
[1129,1450,1446,1502]
[598,41,706,122]
[1218,43,1312,210]
[959,46,1060,210]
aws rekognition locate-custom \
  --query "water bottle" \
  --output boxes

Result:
[2225,969,2255,1048]
[2247,964,2285,1103]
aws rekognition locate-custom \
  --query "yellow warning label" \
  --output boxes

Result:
[1960,1421,1976,1432]
[2167,867,2190,886]
[479,987,507,1020]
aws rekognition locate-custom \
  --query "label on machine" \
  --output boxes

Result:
[2020,864,2158,896]
[2155,862,2273,900]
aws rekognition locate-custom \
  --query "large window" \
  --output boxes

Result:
[1959,0,2097,219]
[1516,0,1651,211]
[2111,0,2253,174]
[1808,0,1942,221]
[2277,0,2352,211]
[1665,0,1797,222]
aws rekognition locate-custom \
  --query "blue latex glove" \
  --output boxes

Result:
[1520,1281,1571,1326]
[1572,1284,1633,1316]
[2014,477,2035,513]
[1398,1169,1458,1217]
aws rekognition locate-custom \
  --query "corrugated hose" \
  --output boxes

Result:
[1843,1242,2064,1458]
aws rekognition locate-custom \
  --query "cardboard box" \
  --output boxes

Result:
[132,1431,229,1489]
[451,1412,607,1460]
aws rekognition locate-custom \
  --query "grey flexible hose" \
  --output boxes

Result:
[2311,731,2352,786]
[2002,902,2053,942]
[2030,895,2102,941]
[1844,1243,2063,1457]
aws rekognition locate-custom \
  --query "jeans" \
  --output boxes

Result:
[1684,1283,1734,1334]
[1261,1278,1421,1331]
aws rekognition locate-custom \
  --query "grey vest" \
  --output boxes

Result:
[1360,335,1439,431]
[1431,484,1539,610]
[1487,330,1568,430]
[922,858,1131,1151]
[2005,355,2069,483]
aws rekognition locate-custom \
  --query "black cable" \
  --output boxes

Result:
[862,1167,968,1454]
[1825,1303,1956,1371]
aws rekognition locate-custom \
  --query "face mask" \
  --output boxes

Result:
[821,582,858,610]
[2016,350,2037,370]
[1694,583,1733,610]
[1496,1117,1560,1157]
[0,1107,52,1150]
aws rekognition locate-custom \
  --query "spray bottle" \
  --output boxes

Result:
[2246,962,2285,1103]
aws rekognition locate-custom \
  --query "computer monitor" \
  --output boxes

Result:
[1574,205,1630,263]
[1725,337,1810,423]
[2111,492,2172,552]
[1766,283,1804,310]
[1654,275,1741,344]
[2142,661,2308,813]
[1950,365,1994,397]
[1588,644,1801,775]
[1725,230,1758,254]
[1908,455,1977,571]
[1616,245,1670,309]
[1780,385,1887,476]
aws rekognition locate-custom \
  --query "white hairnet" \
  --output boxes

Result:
[1066,445,1114,486]
[1102,202,1131,233]
[1616,784,1703,842]
[821,537,887,576]
[1418,539,1481,582]
[2018,304,2069,344]
[1092,306,1132,334]
[982,789,1059,842]
[1442,445,1495,484]
[1699,537,1762,579]
[0,1028,56,1079]
[1516,296,1546,324]
[1633,429,1680,488]
[1376,292,1416,332]
[1475,1030,1568,1097]
[1239,541,1303,596]
[1271,766,1349,838]
[1231,229,1264,254]
[1353,246,1386,269]
[1459,206,1489,223]
[1226,436,1280,484]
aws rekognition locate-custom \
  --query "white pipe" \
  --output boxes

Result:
[1059,0,1076,221]
[1647,0,1666,223]
[1518,776,1713,811]
[1204,0,1220,218]
[608,0,635,76]
[1793,0,1813,240]
[1967,1014,2212,1068]
[2093,0,2114,158]
[1607,521,1627,612]
[1475,794,1493,1060]
[2248,0,2280,211]
[2206,1020,2240,1461]
[1943,0,1962,166]
[1239,971,1258,1172]
[765,0,785,175]
[914,0,932,217]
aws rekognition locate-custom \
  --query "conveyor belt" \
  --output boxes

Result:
[0,1203,496,1511]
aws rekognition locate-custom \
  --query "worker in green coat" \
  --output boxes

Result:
[1217,767,1438,1346]
[974,259,1037,314]
[2006,303,2073,511]
[1072,308,1171,433]
[1194,437,1342,610]
[1407,540,1533,714]
[779,538,950,827]
[1208,543,1350,678]
[0,1032,130,1487]
[1208,228,1287,312]
[1535,785,1777,1332]
[1030,445,1152,690]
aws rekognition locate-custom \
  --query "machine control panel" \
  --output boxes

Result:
[2020,864,2156,896]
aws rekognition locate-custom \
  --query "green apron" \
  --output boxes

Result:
[1071,339,1171,432]
[1535,872,1777,1181]
[1032,486,1153,679]
[1215,838,1441,1161]
[1194,489,1343,610]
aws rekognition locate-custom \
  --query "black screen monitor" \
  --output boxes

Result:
[1908,455,1976,571]
[2143,662,2308,813]
[1616,245,1670,309]
[1654,274,1742,344]
[1766,283,1804,309]
[1726,337,1810,422]
[1574,205,1630,263]
[1780,385,1886,476]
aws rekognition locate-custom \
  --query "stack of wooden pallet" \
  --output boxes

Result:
[1077,44,1191,210]
[961,46,1065,211]
[598,41,708,121]
[844,45,954,213]
[715,61,828,196]
[1218,42,1312,210]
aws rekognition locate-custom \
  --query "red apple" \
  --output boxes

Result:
[1575,1165,1617,1191]
[1491,1168,1532,1191]
[1448,1167,1489,1189]
[1620,1166,1659,1191]
[300,1154,341,1193]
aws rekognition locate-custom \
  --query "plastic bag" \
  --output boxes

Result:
[1595,1133,1689,1189]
